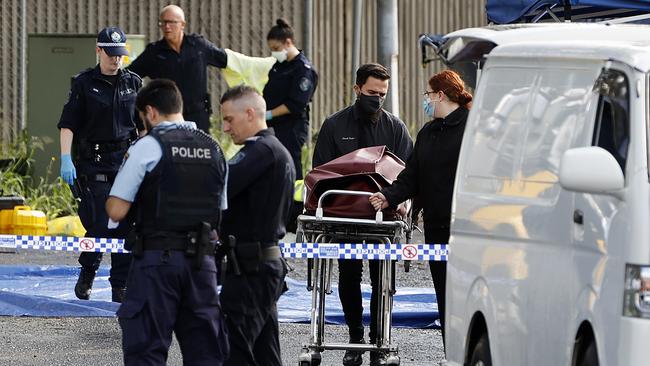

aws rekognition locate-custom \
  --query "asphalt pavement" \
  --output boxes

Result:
[0,233,444,366]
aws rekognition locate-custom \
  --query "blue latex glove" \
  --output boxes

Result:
[266,110,273,121]
[60,154,77,185]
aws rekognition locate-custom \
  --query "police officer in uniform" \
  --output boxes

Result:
[219,85,294,366]
[127,4,227,133]
[106,79,229,365]
[263,19,318,232]
[263,18,318,181]
[58,26,142,303]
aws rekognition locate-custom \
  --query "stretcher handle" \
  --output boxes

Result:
[316,189,383,223]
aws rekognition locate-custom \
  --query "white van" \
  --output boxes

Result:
[433,23,650,365]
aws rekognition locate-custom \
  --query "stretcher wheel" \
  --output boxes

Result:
[299,360,321,366]
[298,348,321,366]
[385,353,400,365]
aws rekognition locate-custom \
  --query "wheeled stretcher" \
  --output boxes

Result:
[296,146,413,365]
[296,189,412,366]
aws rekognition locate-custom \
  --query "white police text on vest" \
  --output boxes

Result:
[171,146,212,159]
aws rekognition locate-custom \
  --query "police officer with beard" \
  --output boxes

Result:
[312,63,413,366]
[219,85,294,366]
[106,79,229,365]
[58,26,142,303]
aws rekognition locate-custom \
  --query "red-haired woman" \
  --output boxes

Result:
[369,69,472,349]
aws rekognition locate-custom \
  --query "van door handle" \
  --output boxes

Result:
[573,209,584,225]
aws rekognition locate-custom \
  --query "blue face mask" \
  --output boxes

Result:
[423,98,435,118]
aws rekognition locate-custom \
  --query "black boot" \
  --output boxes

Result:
[370,351,387,366]
[74,268,96,300]
[342,338,365,366]
[111,287,127,303]
[112,287,126,303]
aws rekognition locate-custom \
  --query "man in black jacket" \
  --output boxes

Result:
[127,5,227,133]
[312,63,413,366]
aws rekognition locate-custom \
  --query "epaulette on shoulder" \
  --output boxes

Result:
[73,67,94,80]
[123,69,142,82]
[185,33,204,44]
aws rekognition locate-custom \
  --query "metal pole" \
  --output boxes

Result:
[18,0,27,132]
[563,0,572,22]
[303,0,313,59]
[377,0,399,116]
[351,0,362,104]
[303,0,313,149]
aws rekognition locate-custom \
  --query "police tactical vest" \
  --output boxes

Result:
[137,126,226,236]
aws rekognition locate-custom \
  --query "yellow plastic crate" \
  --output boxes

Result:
[0,205,47,235]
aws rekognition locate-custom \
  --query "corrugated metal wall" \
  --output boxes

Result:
[0,0,486,143]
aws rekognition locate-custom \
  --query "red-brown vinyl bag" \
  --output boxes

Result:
[304,146,408,220]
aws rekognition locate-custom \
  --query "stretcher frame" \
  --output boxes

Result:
[297,190,411,366]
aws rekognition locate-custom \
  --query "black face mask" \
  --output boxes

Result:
[356,93,384,116]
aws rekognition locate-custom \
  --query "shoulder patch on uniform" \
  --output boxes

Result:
[299,77,312,92]
[228,151,246,165]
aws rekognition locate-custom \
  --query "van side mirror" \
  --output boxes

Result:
[559,146,624,197]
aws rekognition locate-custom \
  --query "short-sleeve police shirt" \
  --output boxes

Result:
[110,121,227,210]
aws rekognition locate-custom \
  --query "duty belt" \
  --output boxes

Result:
[79,173,116,183]
[81,139,132,155]
[236,244,282,261]
[142,237,216,255]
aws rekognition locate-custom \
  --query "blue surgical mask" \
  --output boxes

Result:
[423,98,435,118]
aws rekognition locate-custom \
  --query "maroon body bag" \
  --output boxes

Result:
[304,146,409,220]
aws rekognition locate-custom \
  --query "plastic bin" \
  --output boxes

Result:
[0,195,25,210]
[0,205,47,235]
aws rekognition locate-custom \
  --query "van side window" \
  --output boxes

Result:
[592,70,630,172]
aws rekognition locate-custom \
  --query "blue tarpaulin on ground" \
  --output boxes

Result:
[487,0,650,24]
[0,265,439,329]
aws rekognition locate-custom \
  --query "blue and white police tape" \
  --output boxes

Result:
[0,234,448,261]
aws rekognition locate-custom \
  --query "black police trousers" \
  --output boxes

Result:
[77,179,131,288]
[220,259,286,366]
[338,259,394,343]
[117,250,229,366]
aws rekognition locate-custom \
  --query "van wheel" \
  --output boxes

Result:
[578,341,598,366]
[469,333,492,366]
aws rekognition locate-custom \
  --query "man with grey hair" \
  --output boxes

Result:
[219,85,294,366]
[128,4,227,133]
